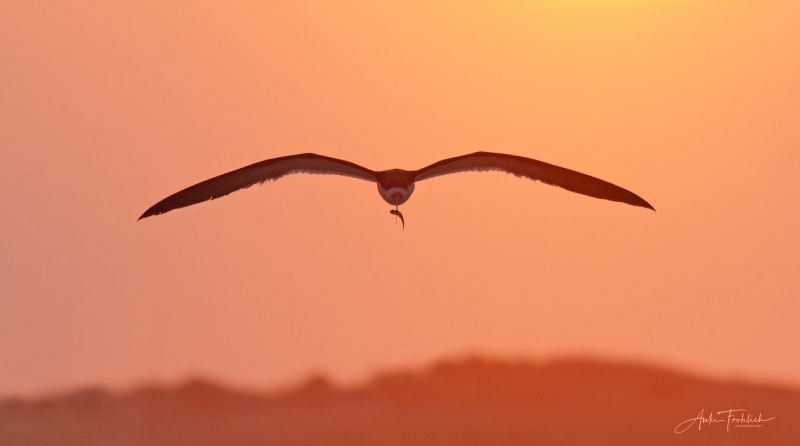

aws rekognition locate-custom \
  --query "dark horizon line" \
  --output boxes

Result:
[2,354,798,404]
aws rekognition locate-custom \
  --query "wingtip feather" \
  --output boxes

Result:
[636,197,656,212]
[138,206,160,220]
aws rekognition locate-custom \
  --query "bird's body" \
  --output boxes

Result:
[139,152,654,225]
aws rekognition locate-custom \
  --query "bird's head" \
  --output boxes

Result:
[378,182,415,206]
[376,169,416,206]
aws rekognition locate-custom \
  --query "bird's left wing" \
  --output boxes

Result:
[139,153,376,219]
[414,151,654,210]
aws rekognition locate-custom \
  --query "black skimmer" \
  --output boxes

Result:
[139,152,654,226]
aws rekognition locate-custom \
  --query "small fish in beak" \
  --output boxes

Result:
[389,209,404,229]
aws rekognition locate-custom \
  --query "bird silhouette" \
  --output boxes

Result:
[139,152,654,226]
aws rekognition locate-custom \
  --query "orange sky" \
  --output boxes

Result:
[1,0,799,396]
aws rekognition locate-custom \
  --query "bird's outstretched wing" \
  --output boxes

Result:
[139,153,376,219]
[414,152,654,210]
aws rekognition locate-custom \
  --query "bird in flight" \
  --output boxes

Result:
[139,152,654,226]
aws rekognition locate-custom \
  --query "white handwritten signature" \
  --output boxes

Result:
[674,409,775,433]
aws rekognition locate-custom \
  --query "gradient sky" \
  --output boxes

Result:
[1,0,799,397]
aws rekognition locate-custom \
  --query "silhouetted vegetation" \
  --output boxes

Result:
[2,357,798,445]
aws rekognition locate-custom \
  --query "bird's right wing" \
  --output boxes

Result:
[414,152,654,210]
[139,153,376,219]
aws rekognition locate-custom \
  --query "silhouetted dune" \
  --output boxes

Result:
[2,358,799,445]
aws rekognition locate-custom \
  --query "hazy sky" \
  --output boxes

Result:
[1,0,799,397]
